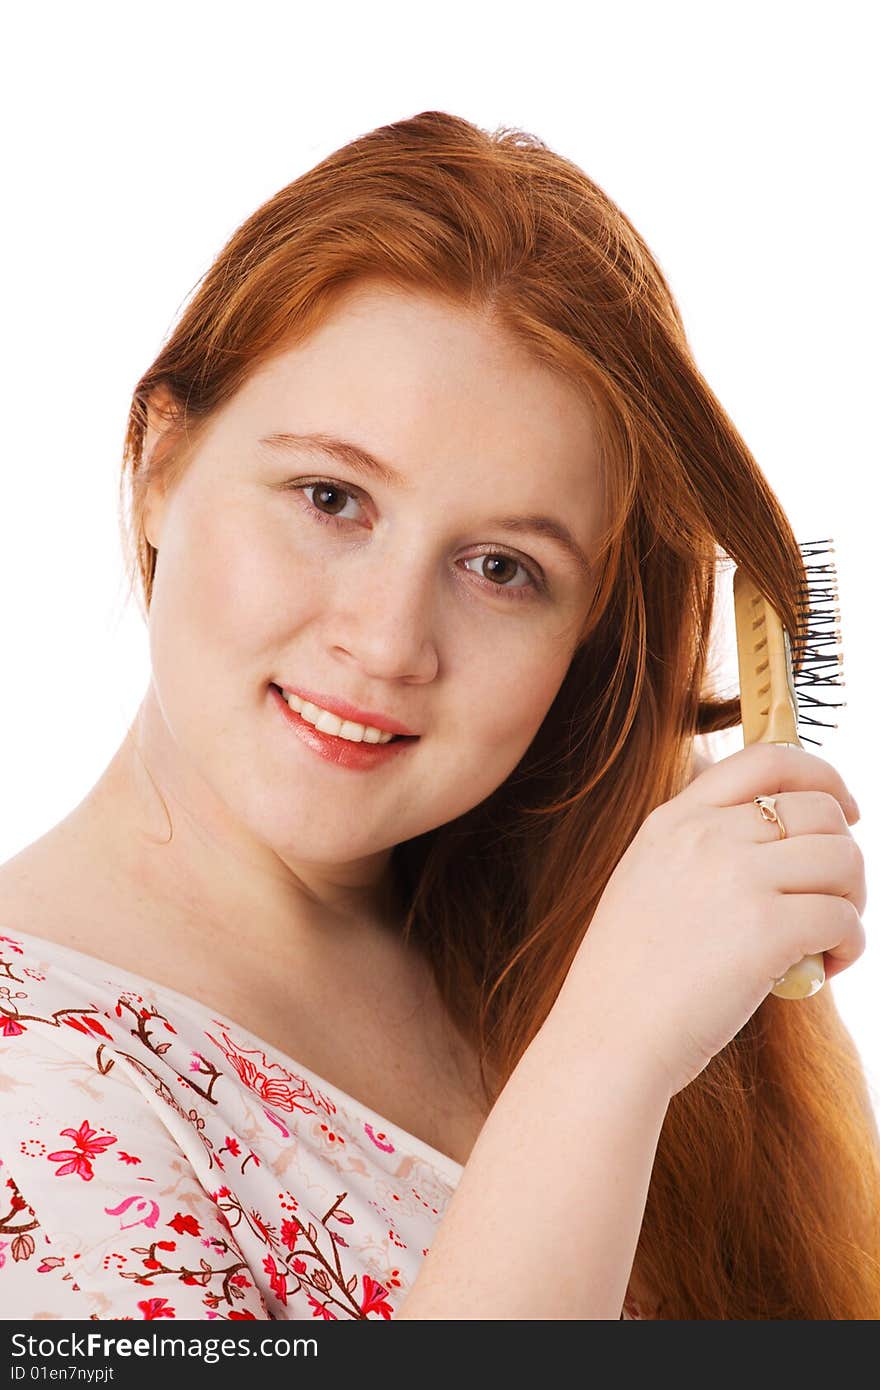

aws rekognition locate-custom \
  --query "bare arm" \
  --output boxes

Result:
[397,738,867,1320]
[396,993,672,1320]
[397,739,713,1320]
[689,739,715,780]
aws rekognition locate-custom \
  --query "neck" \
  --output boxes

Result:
[74,694,406,967]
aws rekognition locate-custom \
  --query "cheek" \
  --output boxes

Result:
[407,653,569,840]
[151,501,314,681]
[447,642,573,787]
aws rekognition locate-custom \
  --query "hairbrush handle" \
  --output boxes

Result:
[733,566,826,1000]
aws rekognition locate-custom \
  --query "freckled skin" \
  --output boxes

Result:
[2,280,604,991]
[0,280,605,1163]
[131,279,604,942]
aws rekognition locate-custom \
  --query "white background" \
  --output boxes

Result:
[1,1,877,1116]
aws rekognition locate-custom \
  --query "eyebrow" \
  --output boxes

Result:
[258,430,594,579]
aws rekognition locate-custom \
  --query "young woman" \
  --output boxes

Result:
[0,110,875,1321]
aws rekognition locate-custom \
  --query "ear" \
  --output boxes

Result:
[142,384,182,550]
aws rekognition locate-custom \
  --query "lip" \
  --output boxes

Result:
[271,682,418,737]
[270,684,419,771]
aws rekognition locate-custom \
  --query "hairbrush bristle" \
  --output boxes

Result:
[789,539,846,746]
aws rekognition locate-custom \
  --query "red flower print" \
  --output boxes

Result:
[363,1122,396,1154]
[0,935,24,954]
[0,1016,25,1037]
[360,1275,394,1320]
[117,1152,142,1166]
[250,1209,274,1244]
[104,1195,160,1229]
[306,1293,337,1320]
[263,1108,291,1138]
[262,1255,289,1307]
[12,1233,36,1262]
[206,1028,335,1115]
[81,1016,114,1040]
[168,1212,202,1238]
[280,1218,301,1250]
[61,1016,92,1036]
[224,1136,241,1156]
[47,1121,116,1181]
[228,1311,256,1319]
[138,1298,176,1319]
[292,1258,307,1275]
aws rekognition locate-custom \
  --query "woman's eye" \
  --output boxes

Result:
[301,481,363,524]
[292,479,542,601]
[460,554,538,598]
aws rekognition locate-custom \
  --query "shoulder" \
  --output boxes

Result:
[0,834,78,949]
[0,829,126,967]
[0,930,271,1319]
[0,926,127,1075]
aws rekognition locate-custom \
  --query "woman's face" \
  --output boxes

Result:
[143,281,603,880]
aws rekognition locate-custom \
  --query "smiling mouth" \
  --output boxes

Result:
[269,684,417,744]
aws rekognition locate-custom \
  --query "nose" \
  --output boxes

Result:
[326,547,440,684]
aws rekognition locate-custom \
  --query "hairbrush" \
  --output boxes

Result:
[733,540,846,1000]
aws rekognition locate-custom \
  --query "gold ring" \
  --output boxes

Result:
[754,795,786,840]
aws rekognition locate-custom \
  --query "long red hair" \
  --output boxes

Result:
[119,110,880,1317]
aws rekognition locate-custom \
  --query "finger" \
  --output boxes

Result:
[775,893,866,980]
[752,833,867,916]
[727,789,850,844]
[684,743,859,826]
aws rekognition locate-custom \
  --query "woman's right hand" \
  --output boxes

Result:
[555,742,867,1100]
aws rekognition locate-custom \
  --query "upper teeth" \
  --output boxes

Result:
[282,690,396,744]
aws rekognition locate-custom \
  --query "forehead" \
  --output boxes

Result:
[219,281,603,517]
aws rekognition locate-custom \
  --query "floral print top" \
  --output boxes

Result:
[0,929,644,1320]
